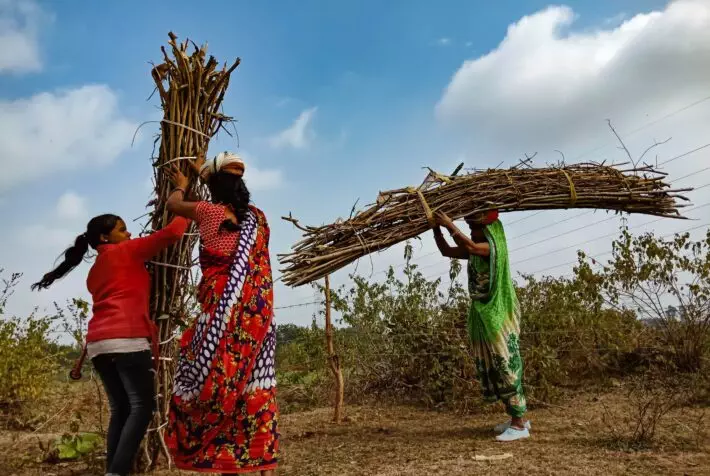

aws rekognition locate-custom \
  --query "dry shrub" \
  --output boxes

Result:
[600,371,687,449]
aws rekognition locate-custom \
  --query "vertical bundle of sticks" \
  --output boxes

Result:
[142,32,239,468]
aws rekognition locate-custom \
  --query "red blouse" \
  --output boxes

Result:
[195,201,240,255]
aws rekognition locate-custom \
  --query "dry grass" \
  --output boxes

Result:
[1,382,708,475]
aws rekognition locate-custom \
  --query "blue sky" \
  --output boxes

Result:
[1,0,709,329]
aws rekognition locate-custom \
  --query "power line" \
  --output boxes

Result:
[373,208,594,276]
[506,210,545,226]
[511,215,619,253]
[674,164,710,182]
[373,250,439,276]
[507,210,594,241]
[367,191,709,285]
[418,195,709,282]
[525,220,710,275]
[282,142,710,289]
[370,211,591,277]
[274,300,320,311]
[509,160,710,253]
[278,216,710,311]
[514,201,710,265]
[278,326,652,342]
[276,346,665,361]
[571,94,710,163]
[424,211,710,282]
[659,142,710,166]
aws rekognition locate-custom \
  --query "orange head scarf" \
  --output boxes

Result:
[465,210,499,225]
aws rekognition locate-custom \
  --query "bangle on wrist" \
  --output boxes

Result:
[172,187,186,195]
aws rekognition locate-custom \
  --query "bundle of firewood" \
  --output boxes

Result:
[143,33,239,468]
[278,163,691,287]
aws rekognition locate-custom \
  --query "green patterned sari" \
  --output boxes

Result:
[467,220,527,418]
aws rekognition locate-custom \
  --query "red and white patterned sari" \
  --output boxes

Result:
[166,204,279,473]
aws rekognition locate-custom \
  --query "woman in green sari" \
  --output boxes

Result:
[433,209,530,442]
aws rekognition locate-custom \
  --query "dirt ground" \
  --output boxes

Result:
[1,383,709,476]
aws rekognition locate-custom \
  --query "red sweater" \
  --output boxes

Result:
[86,217,189,347]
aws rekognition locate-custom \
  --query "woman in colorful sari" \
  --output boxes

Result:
[433,209,530,442]
[164,152,279,474]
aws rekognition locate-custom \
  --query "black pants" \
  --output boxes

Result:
[92,351,155,476]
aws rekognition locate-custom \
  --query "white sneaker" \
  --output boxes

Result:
[496,426,530,442]
[496,426,530,441]
[494,419,531,434]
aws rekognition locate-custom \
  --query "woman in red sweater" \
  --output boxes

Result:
[32,213,189,476]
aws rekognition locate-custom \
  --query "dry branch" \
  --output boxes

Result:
[324,275,345,423]
[279,164,691,287]
[143,32,239,469]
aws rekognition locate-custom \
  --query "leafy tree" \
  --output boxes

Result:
[579,226,710,371]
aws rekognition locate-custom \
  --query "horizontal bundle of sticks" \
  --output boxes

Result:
[279,163,691,287]
[143,33,239,468]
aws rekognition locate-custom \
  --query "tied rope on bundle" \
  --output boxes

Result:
[278,162,692,287]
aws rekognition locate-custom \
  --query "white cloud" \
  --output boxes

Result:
[274,96,294,108]
[17,192,90,251]
[433,0,710,282]
[0,85,137,192]
[436,38,452,46]
[436,1,710,153]
[230,150,283,191]
[56,191,88,221]
[17,223,77,250]
[246,165,283,191]
[4,224,91,325]
[0,0,49,74]
[269,107,317,149]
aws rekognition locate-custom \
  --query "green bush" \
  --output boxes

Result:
[517,272,644,400]
[275,227,704,411]
[0,272,62,422]
[581,227,710,372]
[40,413,103,464]
[311,243,481,410]
[276,322,332,412]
